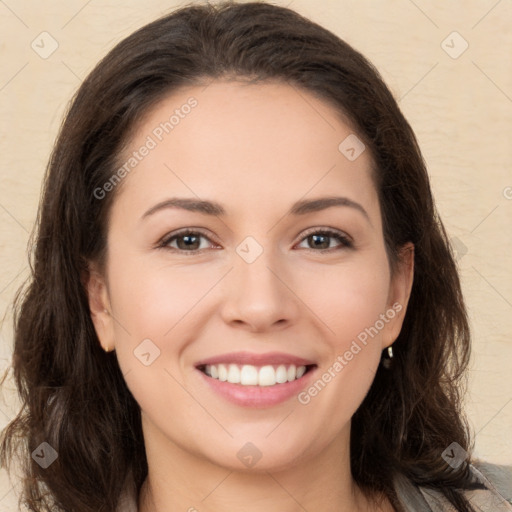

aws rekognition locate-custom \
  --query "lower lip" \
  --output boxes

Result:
[196,367,317,408]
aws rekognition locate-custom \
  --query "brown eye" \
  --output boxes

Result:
[297,229,353,252]
[174,233,202,250]
[159,230,215,254]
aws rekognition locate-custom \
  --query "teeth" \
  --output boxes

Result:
[203,363,308,386]
[228,364,241,384]
[259,365,276,386]
[218,364,228,381]
[275,365,288,384]
[240,364,259,385]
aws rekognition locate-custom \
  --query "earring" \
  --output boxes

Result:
[382,345,394,369]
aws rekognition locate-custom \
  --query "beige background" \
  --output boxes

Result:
[1,0,511,509]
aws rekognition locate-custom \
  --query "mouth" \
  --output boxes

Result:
[196,363,317,387]
[194,351,318,408]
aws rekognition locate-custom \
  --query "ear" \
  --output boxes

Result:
[382,243,414,349]
[84,264,116,352]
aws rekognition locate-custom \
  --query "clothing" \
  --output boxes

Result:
[117,461,512,511]
[394,462,512,511]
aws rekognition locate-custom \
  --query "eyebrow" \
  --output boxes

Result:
[141,196,371,223]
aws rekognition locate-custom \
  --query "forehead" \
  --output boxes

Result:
[113,80,377,220]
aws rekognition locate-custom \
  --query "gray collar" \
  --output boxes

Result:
[393,462,512,511]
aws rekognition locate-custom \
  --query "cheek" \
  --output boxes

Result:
[108,258,217,335]
[106,258,229,392]
[298,255,391,345]
[293,263,390,440]
[107,262,213,413]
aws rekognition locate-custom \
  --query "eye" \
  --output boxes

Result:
[296,228,353,252]
[158,229,218,254]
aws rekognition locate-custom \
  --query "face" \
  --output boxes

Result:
[87,80,413,472]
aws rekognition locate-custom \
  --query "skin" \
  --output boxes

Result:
[87,80,414,512]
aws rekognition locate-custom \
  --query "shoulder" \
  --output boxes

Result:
[470,460,512,504]
[393,460,512,511]
[420,461,512,511]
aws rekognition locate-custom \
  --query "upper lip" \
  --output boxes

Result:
[195,351,316,368]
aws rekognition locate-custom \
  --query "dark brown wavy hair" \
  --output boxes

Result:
[1,2,483,511]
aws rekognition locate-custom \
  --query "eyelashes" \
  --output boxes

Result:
[157,227,354,255]
[297,228,353,251]
[158,229,218,253]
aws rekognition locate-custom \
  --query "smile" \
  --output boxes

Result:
[199,363,314,386]
[194,351,318,407]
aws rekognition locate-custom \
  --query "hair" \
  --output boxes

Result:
[0,2,484,511]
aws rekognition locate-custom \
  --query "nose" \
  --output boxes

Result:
[219,247,301,333]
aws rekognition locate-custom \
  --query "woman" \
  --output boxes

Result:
[1,2,511,511]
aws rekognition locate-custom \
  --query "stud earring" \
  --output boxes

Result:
[382,345,394,369]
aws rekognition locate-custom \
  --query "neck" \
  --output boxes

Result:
[137,415,391,512]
